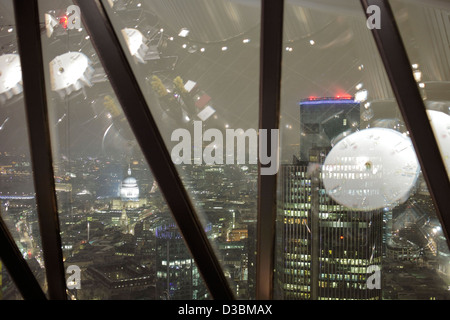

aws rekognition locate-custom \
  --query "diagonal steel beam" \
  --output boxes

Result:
[74,0,234,300]
[13,0,67,300]
[256,0,284,300]
[360,0,450,248]
[0,216,47,300]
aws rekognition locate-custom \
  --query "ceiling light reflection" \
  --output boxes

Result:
[178,28,190,37]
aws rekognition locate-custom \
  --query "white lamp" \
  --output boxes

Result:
[322,127,420,210]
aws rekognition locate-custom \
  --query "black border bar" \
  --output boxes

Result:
[0,217,47,299]
[361,0,450,247]
[13,0,67,300]
[256,0,284,300]
[74,0,234,300]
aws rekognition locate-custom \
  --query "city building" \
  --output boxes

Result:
[120,166,140,201]
[154,213,208,300]
[276,97,383,300]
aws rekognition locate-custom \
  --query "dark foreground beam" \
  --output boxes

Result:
[256,0,284,300]
[0,216,46,299]
[13,0,67,300]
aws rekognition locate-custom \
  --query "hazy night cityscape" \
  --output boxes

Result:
[0,0,450,301]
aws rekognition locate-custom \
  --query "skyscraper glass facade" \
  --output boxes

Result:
[276,98,383,300]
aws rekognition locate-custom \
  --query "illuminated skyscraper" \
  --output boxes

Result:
[298,96,360,163]
[276,97,383,300]
[154,211,208,300]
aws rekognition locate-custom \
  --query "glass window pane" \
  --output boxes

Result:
[391,1,450,183]
[275,0,450,300]
[0,0,48,298]
[0,259,23,300]
[101,0,261,299]
[37,0,209,300]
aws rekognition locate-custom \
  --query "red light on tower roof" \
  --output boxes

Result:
[59,15,68,29]
[335,93,353,100]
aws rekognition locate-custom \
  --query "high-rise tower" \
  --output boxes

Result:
[276,97,383,300]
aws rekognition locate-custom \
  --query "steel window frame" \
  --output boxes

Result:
[361,0,450,248]
[256,0,285,300]
[0,217,47,299]
[13,0,67,300]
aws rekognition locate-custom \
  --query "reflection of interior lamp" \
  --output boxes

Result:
[0,54,22,105]
[45,13,58,38]
[197,105,216,121]
[121,28,150,64]
[184,80,197,93]
[354,89,368,102]
[427,110,450,176]
[322,127,419,211]
[49,52,94,99]
[178,28,190,37]
[187,45,198,53]
[413,69,422,82]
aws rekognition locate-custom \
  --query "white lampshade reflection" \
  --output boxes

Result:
[427,109,450,177]
[45,13,58,38]
[121,28,150,64]
[49,52,94,98]
[0,54,22,105]
[354,89,368,102]
[322,128,420,211]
